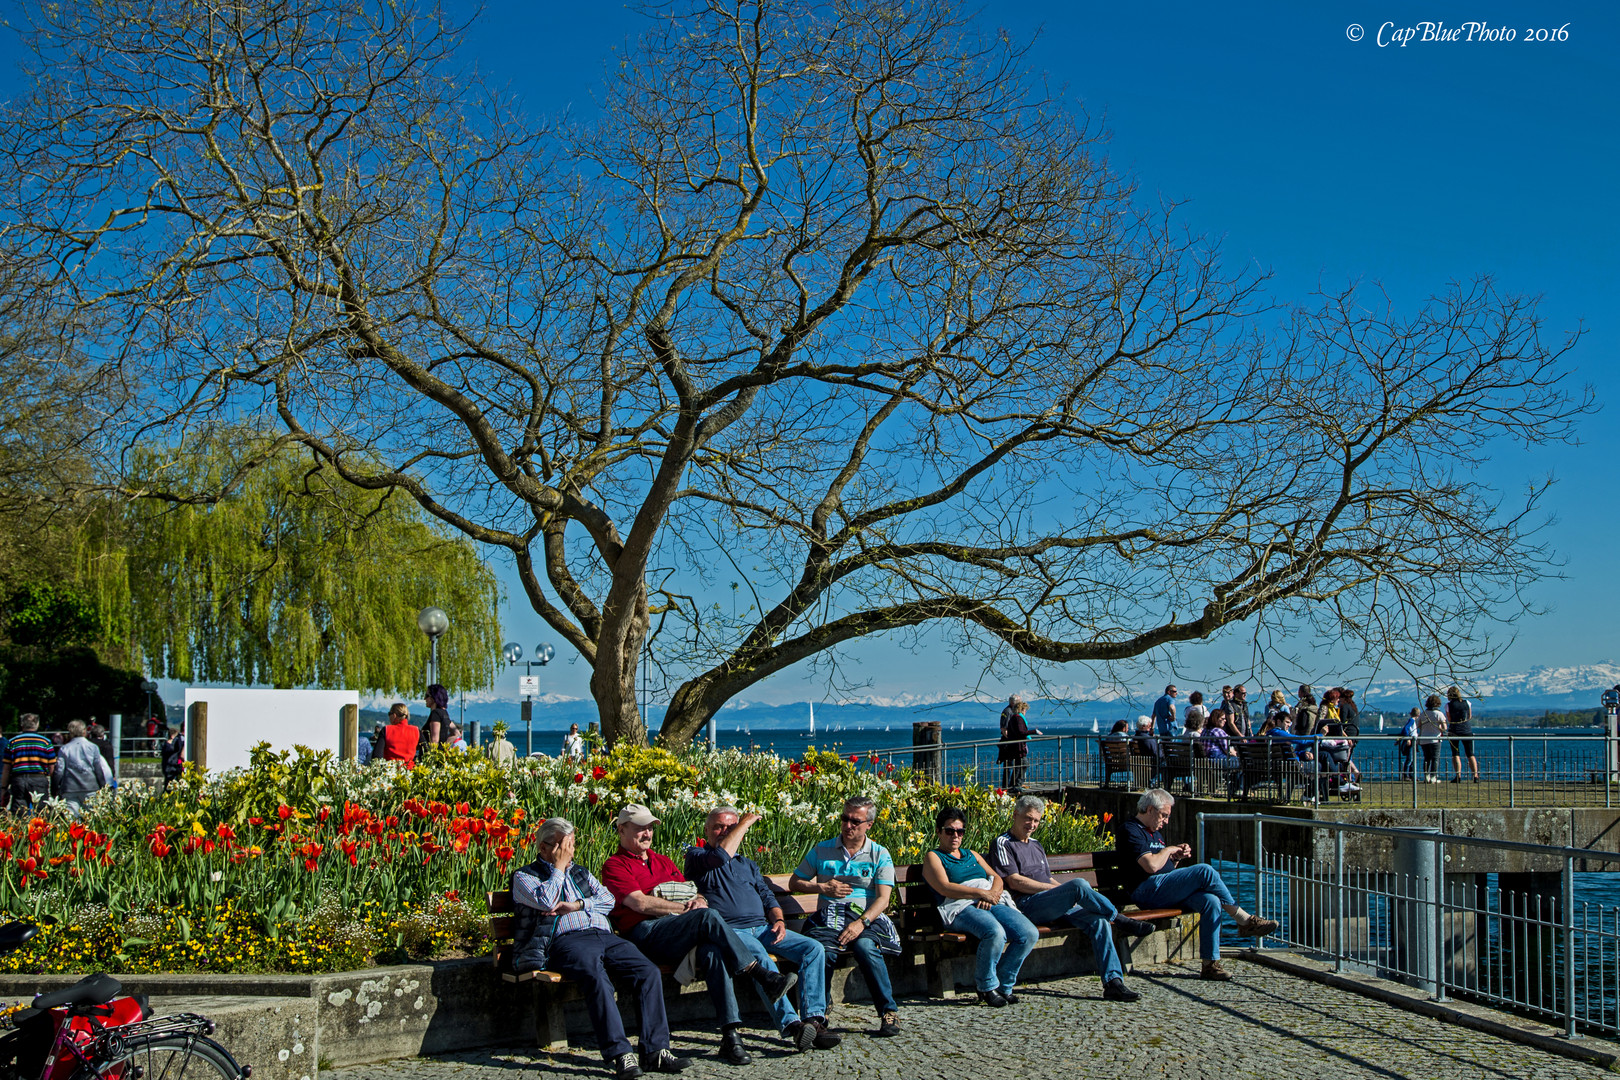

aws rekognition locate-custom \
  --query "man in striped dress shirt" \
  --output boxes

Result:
[512,818,689,1080]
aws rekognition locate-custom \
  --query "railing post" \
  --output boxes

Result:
[1253,814,1266,944]
[1335,828,1346,972]
[1057,737,1065,790]
[1563,854,1576,1037]
[1433,835,1447,1002]
[1413,733,1420,808]
[1509,737,1516,809]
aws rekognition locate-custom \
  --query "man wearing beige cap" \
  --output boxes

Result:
[602,804,796,1066]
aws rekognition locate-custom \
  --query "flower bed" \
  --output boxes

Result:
[0,743,1107,974]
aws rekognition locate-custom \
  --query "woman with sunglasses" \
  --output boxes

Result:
[921,806,1038,1007]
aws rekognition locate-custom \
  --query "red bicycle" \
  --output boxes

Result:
[0,922,248,1080]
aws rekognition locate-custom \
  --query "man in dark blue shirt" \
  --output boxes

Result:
[685,807,840,1061]
[1115,789,1278,981]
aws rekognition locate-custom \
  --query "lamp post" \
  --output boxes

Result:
[503,642,555,757]
[416,606,450,687]
[1603,687,1619,781]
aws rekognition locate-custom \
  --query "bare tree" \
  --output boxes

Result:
[0,0,1590,746]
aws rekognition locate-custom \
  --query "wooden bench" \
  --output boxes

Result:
[487,851,1188,1043]
[888,852,1182,998]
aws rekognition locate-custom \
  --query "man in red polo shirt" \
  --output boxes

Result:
[601,804,795,1066]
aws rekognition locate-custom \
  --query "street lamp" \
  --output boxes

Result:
[417,606,450,687]
[504,642,555,757]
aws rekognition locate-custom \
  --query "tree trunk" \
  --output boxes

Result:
[590,588,650,748]
[662,674,727,749]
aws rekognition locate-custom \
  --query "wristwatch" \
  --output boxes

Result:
[860,915,871,927]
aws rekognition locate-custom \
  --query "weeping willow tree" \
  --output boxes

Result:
[82,434,503,694]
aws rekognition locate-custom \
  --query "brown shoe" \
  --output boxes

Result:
[1237,915,1279,937]
[1201,960,1232,981]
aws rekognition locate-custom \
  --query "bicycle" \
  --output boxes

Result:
[0,921,250,1080]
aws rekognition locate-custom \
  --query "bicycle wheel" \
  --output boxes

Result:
[78,1035,244,1080]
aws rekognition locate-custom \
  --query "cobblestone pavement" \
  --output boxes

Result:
[327,960,1610,1080]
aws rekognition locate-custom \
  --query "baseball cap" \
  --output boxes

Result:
[614,803,661,827]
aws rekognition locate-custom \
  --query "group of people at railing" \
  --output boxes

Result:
[513,789,1275,1079]
[1103,682,1481,798]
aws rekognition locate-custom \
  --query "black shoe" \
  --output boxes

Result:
[976,989,1007,1008]
[877,1011,901,1037]
[808,1018,842,1049]
[717,1032,750,1066]
[614,1052,643,1080]
[785,1021,815,1053]
[639,1049,691,1074]
[1113,915,1156,937]
[749,964,798,1003]
[1102,979,1141,1002]
[1002,992,1019,1005]
[1450,776,1462,783]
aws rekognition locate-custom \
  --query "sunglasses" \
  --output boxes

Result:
[939,827,965,836]
[841,815,871,826]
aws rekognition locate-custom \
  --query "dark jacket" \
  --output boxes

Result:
[511,858,602,974]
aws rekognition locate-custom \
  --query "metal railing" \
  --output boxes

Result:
[1196,812,1620,1038]
[853,731,1619,807]
[858,733,1099,790]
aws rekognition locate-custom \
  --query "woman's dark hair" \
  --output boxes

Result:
[1188,690,1204,705]
[1110,719,1128,733]
[935,806,967,831]
[426,684,450,709]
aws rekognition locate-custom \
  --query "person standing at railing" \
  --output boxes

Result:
[1446,686,1480,783]
[1151,685,1178,740]
[998,696,1038,792]
[1231,685,1252,736]
[1397,709,1418,779]
[1417,695,1448,783]
[1183,692,1209,735]
[1263,690,1289,729]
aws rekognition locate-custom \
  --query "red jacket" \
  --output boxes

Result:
[381,722,420,768]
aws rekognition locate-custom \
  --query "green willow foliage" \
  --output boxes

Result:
[83,437,503,694]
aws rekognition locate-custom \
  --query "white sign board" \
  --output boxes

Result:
[518,675,540,698]
[183,688,357,772]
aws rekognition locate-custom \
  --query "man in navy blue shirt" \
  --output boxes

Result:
[1115,789,1278,981]
[1151,685,1178,740]
[686,807,840,1061]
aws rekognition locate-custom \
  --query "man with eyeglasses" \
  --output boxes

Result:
[788,796,902,1037]
[685,806,841,1056]
[1116,789,1278,981]
[987,795,1154,1002]
[601,804,796,1068]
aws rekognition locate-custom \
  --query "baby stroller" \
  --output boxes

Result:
[1314,722,1361,802]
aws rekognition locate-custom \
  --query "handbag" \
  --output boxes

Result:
[804,900,902,959]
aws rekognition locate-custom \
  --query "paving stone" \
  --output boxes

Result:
[325,960,1614,1080]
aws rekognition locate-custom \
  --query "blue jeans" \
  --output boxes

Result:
[700,925,828,1032]
[1131,864,1233,960]
[1016,878,1124,983]
[840,930,899,1013]
[948,903,1038,994]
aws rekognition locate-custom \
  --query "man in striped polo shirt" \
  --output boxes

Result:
[1,714,56,812]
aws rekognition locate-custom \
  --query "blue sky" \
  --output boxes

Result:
[6,2,1617,706]
[474,2,1620,704]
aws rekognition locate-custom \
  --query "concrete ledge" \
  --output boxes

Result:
[0,921,1200,1077]
[1244,949,1620,1071]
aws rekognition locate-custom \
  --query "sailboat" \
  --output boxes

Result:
[809,702,816,735]
[884,724,890,732]
[1091,719,1099,733]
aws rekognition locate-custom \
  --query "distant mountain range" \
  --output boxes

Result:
[337,662,1620,734]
